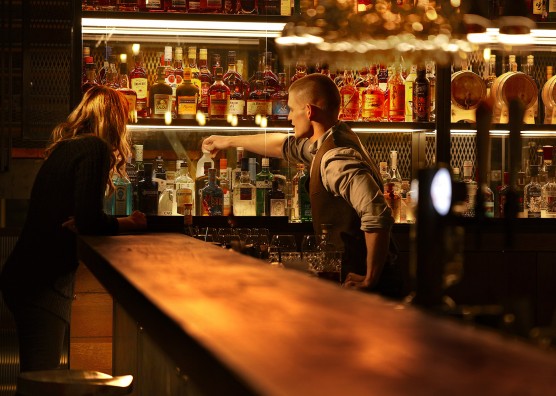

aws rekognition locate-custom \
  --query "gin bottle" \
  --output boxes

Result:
[137,162,159,215]
[201,168,223,216]
[525,164,542,218]
[113,172,133,216]
[256,157,274,216]
[233,158,257,216]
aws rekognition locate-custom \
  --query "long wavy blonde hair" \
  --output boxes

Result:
[45,86,131,193]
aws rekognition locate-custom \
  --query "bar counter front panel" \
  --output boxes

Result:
[77,232,556,396]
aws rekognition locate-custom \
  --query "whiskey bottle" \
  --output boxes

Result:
[149,66,173,119]
[208,66,230,119]
[355,66,369,97]
[137,162,159,216]
[413,64,430,122]
[268,178,286,216]
[543,165,556,217]
[255,157,273,216]
[187,0,201,13]
[339,70,360,121]
[175,161,195,215]
[425,60,436,122]
[173,47,184,86]
[176,67,200,119]
[200,0,223,12]
[211,53,221,76]
[163,46,177,116]
[261,52,279,96]
[130,54,149,118]
[187,47,202,93]
[223,51,246,119]
[198,48,213,114]
[404,65,417,122]
[231,146,244,191]
[169,0,187,11]
[360,65,384,122]
[247,71,271,119]
[388,63,405,122]
[525,164,542,218]
[117,56,137,122]
[201,168,224,216]
[271,72,289,120]
[233,158,257,216]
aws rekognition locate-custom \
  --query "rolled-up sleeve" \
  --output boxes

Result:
[281,135,313,166]
[321,148,394,231]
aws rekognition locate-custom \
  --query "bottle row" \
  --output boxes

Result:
[83,0,298,16]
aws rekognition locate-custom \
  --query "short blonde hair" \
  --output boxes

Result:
[45,86,131,193]
[289,74,341,120]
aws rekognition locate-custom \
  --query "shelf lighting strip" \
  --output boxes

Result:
[82,18,285,38]
[467,27,556,46]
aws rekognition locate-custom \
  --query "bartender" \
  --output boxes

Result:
[203,74,397,293]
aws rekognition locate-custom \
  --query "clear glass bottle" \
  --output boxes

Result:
[543,165,556,217]
[158,184,176,216]
[208,66,230,119]
[339,70,360,121]
[255,157,274,216]
[525,164,542,218]
[388,150,402,194]
[232,146,245,191]
[175,161,195,215]
[462,160,477,217]
[82,58,99,94]
[137,162,159,215]
[105,55,119,89]
[233,157,257,216]
[149,66,173,119]
[388,63,405,122]
[176,67,199,119]
[360,65,384,122]
[485,55,497,98]
[129,53,149,118]
[201,168,223,216]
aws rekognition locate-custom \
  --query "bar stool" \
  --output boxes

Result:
[16,370,133,396]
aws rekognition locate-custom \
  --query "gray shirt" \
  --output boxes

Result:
[282,122,393,231]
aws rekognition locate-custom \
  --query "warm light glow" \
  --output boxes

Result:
[196,111,206,126]
[120,53,127,63]
[131,43,140,55]
[482,48,491,61]
[498,33,533,46]
[260,117,268,128]
[164,111,172,125]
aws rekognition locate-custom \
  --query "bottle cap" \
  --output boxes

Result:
[262,158,269,167]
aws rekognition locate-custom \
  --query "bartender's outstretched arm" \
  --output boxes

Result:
[202,133,288,159]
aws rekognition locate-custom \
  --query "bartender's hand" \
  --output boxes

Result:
[118,210,147,232]
[202,135,230,157]
[343,273,373,290]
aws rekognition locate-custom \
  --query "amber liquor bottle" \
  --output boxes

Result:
[117,58,138,122]
[208,67,230,119]
[149,66,173,119]
[176,67,199,119]
[187,46,202,93]
[360,65,384,122]
[130,53,149,117]
[247,71,271,119]
[173,47,184,86]
[339,70,360,121]
[388,63,405,122]
[262,52,279,96]
[198,48,213,115]
[224,52,246,119]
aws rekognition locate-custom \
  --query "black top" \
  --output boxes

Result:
[0,135,119,320]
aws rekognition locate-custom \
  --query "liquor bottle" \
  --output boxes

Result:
[130,53,149,118]
[187,47,202,93]
[223,0,236,13]
[237,0,257,14]
[290,60,307,83]
[219,158,232,216]
[355,66,369,97]
[260,52,279,96]
[404,65,417,122]
[158,183,175,216]
[291,163,304,222]
[268,179,286,216]
[249,157,257,184]
[481,182,495,218]
[211,53,221,76]
[247,71,271,119]
[183,203,195,237]
[524,55,540,124]
[462,160,477,217]
[125,155,138,212]
[543,165,556,217]
[223,51,246,119]
[490,169,502,217]
[425,60,436,122]
[200,0,223,12]
[98,57,109,86]
[112,172,133,216]
[117,56,137,121]
[201,168,224,216]
[508,54,518,73]
[339,70,360,121]
[175,161,195,215]
[256,157,274,216]
[388,63,405,122]
[550,0,556,21]
[163,46,177,116]
[105,55,119,89]
[517,171,526,217]
[198,48,213,114]
[413,64,430,122]
[377,64,389,92]
[319,63,332,79]
[233,157,257,216]
[360,65,384,122]
[187,0,201,13]
[149,66,173,119]
[208,66,230,119]
[153,155,167,194]
[176,67,200,119]
[298,164,312,222]
[82,58,99,93]
[137,162,159,215]
[389,150,402,193]
[271,72,289,120]
[231,146,245,192]
[379,161,390,185]
[173,47,185,86]
[196,149,215,178]
[525,164,542,218]
[384,180,401,223]
[334,69,345,88]
[195,162,211,216]
[485,55,497,98]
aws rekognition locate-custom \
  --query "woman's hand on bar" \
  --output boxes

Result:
[342,273,372,290]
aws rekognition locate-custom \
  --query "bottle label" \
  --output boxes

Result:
[361,92,383,118]
[404,80,414,122]
[256,180,272,189]
[201,82,210,110]
[414,83,430,122]
[188,0,201,11]
[547,194,556,215]
[177,95,198,117]
[229,99,245,115]
[239,187,253,200]
[206,0,222,9]
[176,188,193,215]
[246,100,271,116]
[270,199,286,216]
[209,95,229,116]
[153,94,172,115]
[389,84,405,118]
[280,0,291,15]
[272,99,289,117]
[202,195,223,216]
[341,92,359,119]
[131,78,148,99]
[147,0,161,7]
[114,185,129,216]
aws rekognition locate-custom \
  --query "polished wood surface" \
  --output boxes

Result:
[78,233,556,396]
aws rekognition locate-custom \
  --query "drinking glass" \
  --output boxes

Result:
[301,234,320,272]
[269,234,298,266]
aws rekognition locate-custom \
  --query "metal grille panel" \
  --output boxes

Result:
[361,133,413,180]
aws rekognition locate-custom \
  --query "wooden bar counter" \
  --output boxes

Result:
[77,232,556,396]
